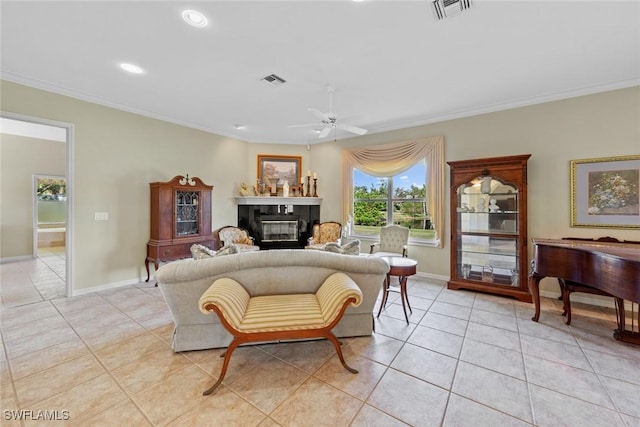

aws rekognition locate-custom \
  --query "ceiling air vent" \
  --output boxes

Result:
[433,0,471,20]
[261,74,286,87]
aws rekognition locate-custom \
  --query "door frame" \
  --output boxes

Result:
[1,111,74,297]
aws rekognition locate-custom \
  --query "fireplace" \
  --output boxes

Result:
[262,220,298,243]
[235,197,321,249]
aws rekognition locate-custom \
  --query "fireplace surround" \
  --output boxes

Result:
[235,197,321,249]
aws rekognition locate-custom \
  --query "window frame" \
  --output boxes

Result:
[350,162,437,245]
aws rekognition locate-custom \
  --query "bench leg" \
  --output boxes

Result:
[203,338,241,396]
[326,333,358,374]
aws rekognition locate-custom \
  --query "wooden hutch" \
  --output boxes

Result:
[145,175,215,281]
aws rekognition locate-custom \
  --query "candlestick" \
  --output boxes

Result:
[313,178,318,197]
[305,176,311,197]
[300,182,304,197]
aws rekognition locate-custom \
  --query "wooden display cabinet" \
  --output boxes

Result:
[145,175,216,281]
[447,154,531,302]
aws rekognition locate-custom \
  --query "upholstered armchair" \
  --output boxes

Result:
[305,221,342,250]
[216,226,260,252]
[370,224,409,257]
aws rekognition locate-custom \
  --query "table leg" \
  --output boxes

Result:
[145,258,151,282]
[399,275,410,323]
[377,275,390,318]
[529,273,542,322]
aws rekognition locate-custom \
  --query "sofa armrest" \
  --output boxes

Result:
[315,272,362,325]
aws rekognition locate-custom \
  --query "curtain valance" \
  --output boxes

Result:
[342,136,444,247]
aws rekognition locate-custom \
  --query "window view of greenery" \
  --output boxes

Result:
[37,178,66,201]
[352,162,435,241]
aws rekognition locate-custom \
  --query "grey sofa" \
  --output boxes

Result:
[156,249,389,352]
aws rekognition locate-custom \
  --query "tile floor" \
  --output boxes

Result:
[1,255,639,426]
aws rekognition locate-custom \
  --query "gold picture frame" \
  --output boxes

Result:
[257,155,302,192]
[570,154,640,228]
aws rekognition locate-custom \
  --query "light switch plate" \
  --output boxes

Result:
[94,212,109,221]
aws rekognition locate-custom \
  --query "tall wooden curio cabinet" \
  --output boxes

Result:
[145,175,215,281]
[447,154,531,302]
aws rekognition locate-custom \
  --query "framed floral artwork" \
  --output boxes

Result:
[570,154,640,228]
[257,155,302,192]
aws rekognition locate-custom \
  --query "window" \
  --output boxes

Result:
[342,137,444,247]
[351,161,436,242]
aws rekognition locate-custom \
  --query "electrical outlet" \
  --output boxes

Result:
[94,212,109,221]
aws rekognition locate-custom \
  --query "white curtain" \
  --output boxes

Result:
[342,136,445,247]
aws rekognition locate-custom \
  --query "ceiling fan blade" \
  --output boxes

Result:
[336,122,368,135]
[317,126,332,138]
[308,108,329,122]
[288,123,318,128]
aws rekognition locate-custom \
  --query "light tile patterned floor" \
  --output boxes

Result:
[1,255,639,426]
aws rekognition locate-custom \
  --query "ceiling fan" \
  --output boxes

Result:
[289,86,368,139]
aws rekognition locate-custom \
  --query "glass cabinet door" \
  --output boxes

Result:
[175,190,200,236]
[455,177,520,287]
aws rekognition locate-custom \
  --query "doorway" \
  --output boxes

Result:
[0,112,74,298]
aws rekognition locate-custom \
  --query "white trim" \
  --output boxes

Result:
[414,271,449,282]
[0,255,35,264]
[4,72,637,146]
[72,278,146,296]
[1,111,74,298]
[365,78,640,136]
[539,289,622,310]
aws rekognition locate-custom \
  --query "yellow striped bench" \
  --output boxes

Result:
[198,272,363,395]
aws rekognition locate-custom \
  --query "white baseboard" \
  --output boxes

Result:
[71,277,147,296]
[415,271,449,282]
[539,289,626,309]
[0,255,35,264]
[430,276,624,310]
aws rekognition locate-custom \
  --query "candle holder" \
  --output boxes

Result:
[306,176,311,197]
[300,183,304,197]
[313,178,318,197]
[291,187,296,197]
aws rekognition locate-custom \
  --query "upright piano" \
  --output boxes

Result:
[529,238,640,345]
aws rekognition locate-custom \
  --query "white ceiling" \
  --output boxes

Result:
[1,1,639,145]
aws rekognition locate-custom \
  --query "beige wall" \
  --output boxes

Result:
[2,79,639,297]
[301,86,640,294]
[0,134,65,257]
[1,80,248,291]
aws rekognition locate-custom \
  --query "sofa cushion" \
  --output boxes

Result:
[191,243,238,259]
[324,240,361,255]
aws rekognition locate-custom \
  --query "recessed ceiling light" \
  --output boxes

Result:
[182,10,208,28]
[233,124,247,130]
[119,63,144,74]
[312,129,322,134]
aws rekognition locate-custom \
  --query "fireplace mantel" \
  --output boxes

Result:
[235,196,322,206]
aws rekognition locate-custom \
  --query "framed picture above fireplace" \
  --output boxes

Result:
[257,155,302,192]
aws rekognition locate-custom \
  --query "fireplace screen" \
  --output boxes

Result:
[262,220,298,242]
